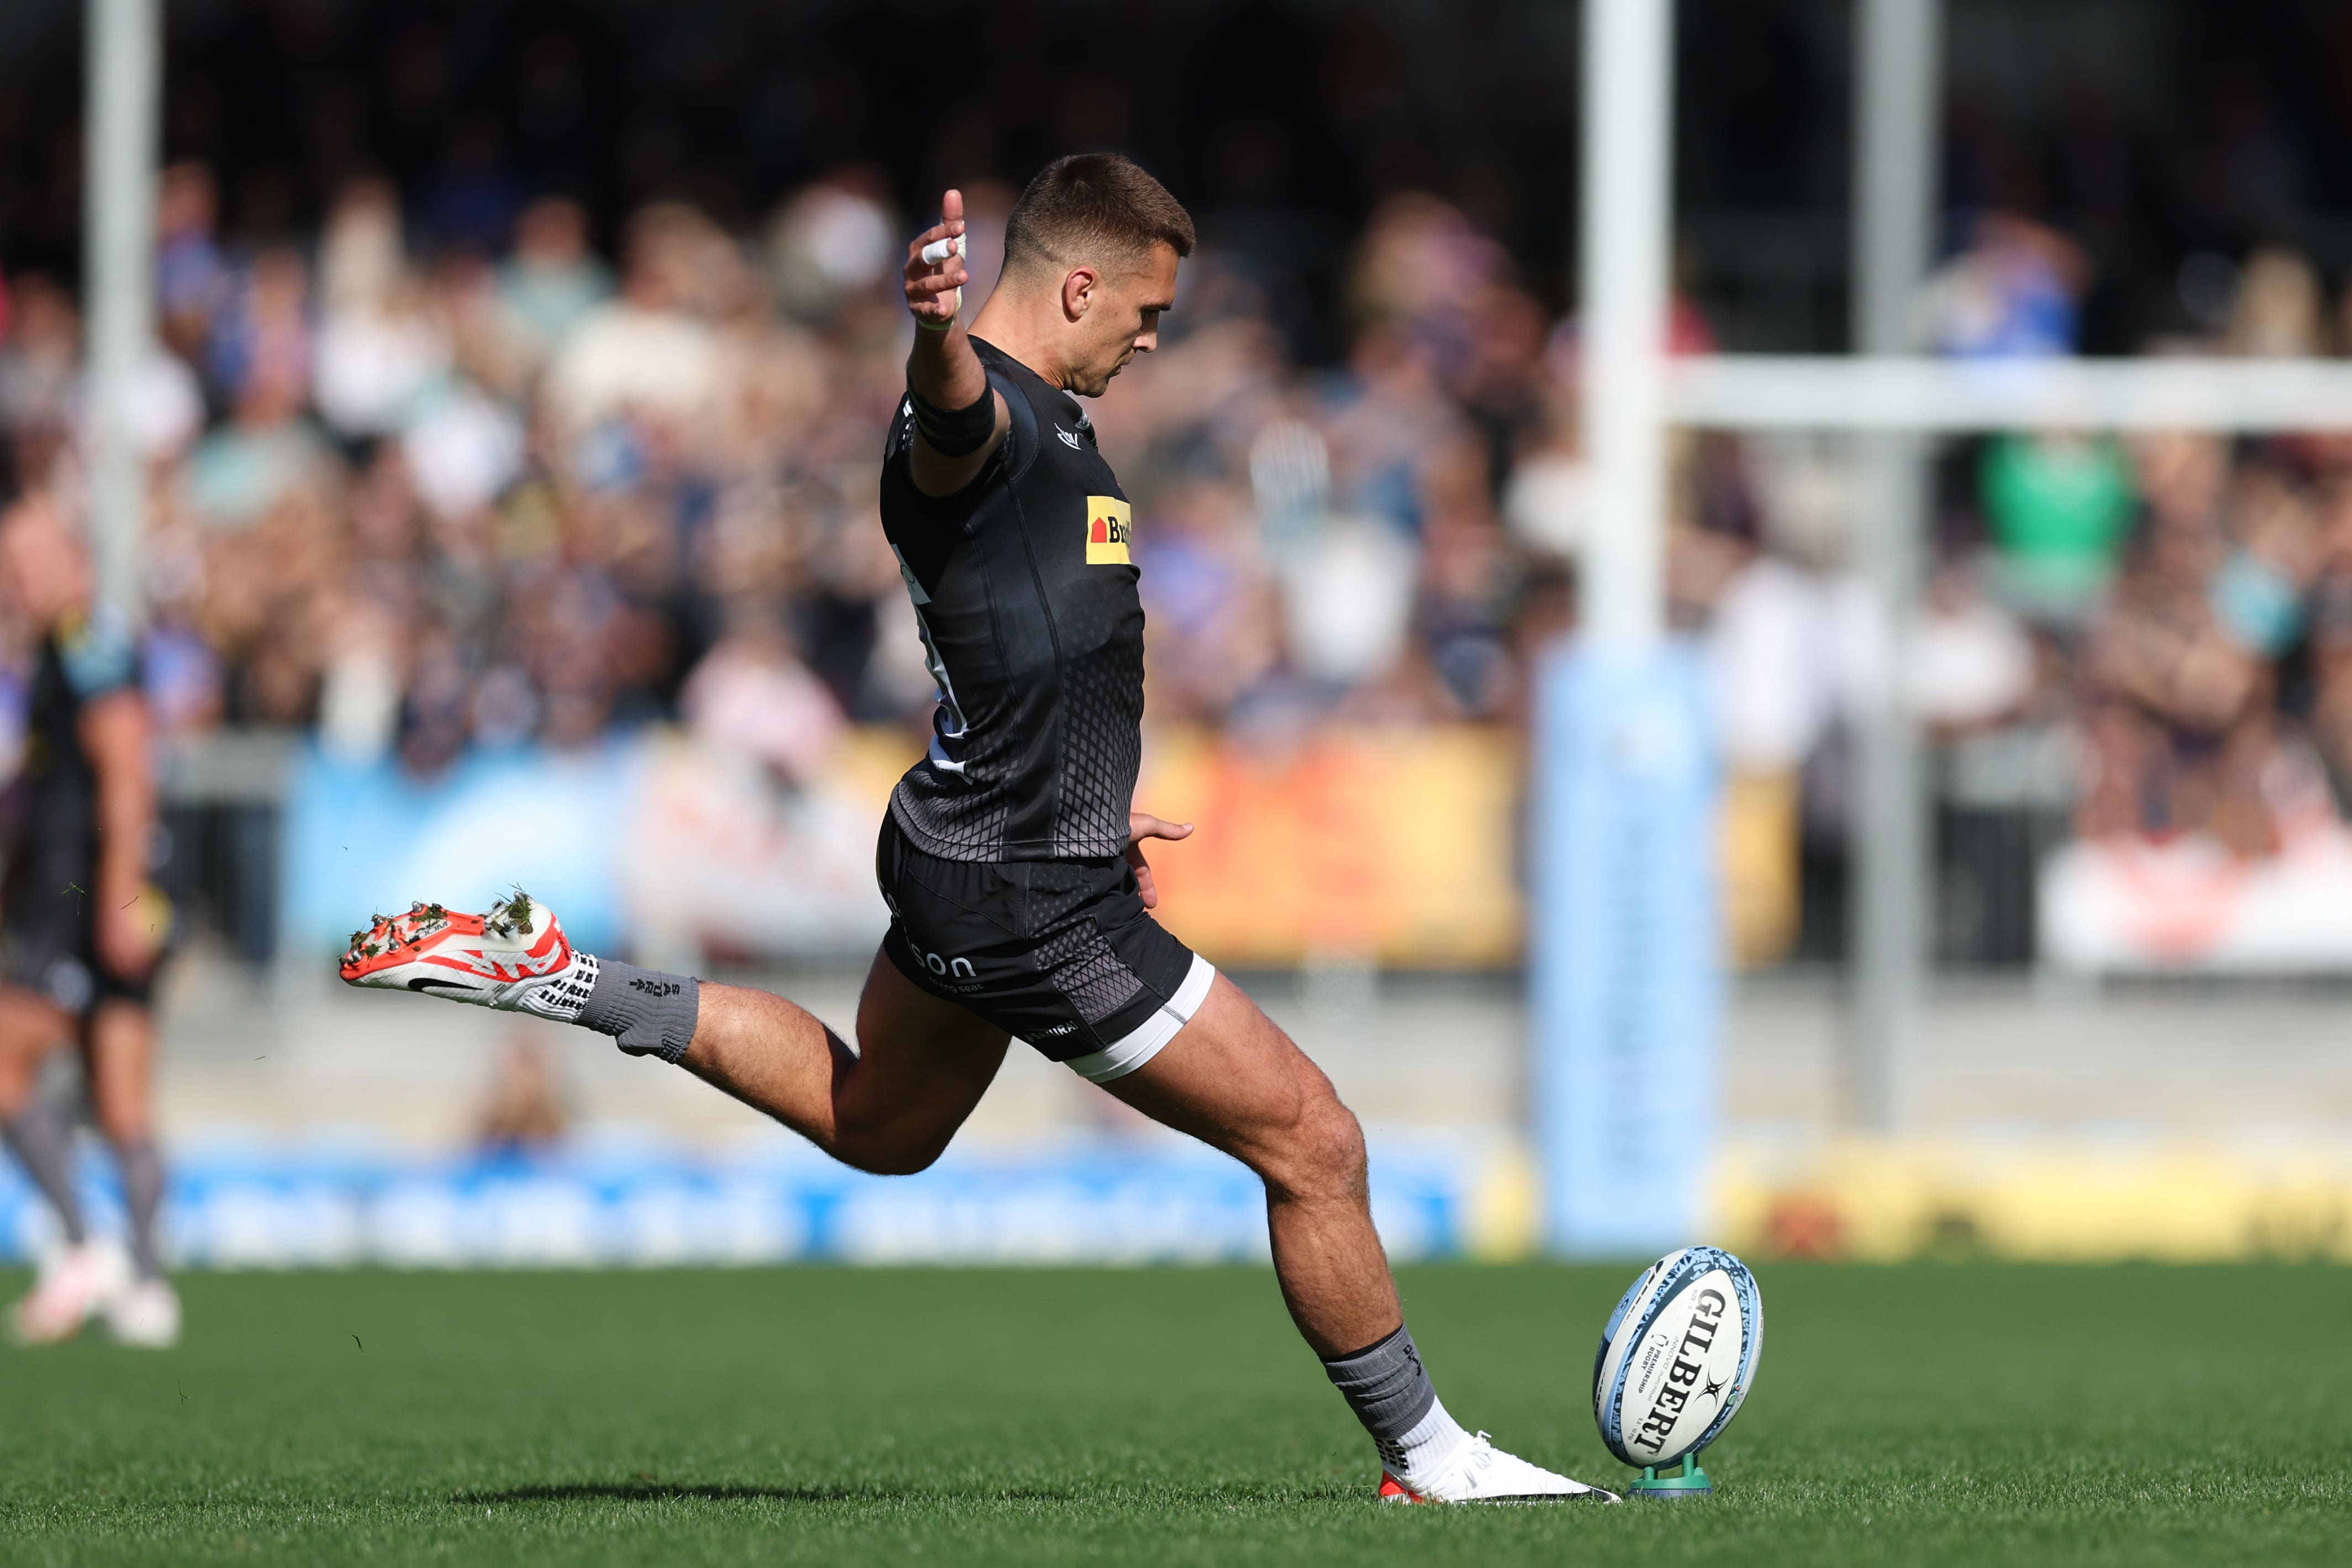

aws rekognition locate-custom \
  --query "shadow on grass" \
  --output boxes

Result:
[457,1482,1089,1506]
[455,1480,1359,1508]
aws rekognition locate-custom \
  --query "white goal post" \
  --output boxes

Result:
[1559,0,2352,1195]
[1670,355,2352,433]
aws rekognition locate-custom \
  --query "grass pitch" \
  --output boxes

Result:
[0,1262,2343,1566]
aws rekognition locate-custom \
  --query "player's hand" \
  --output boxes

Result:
[904,188,971,328]
[96,885,166,981]
[1126,811,1193,911]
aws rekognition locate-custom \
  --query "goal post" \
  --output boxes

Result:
[83,0,162,637]
[1537,0,1709,1257]
[1535,0,2352,1256]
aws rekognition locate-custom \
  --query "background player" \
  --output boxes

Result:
[0,493,178,1346]
[342,154,1613,1504]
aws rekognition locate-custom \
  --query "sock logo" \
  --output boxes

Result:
[629,977,683,997]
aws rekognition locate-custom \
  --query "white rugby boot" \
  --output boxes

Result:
[339,891,597,1019]
[9,1238,131,1346]
[104,1277,182,1348]
[1378,1432,1622,1504]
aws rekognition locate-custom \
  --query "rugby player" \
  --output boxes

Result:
[344,155,1614,1503]
[0,494,178,1346]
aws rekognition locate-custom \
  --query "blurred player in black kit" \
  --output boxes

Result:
[345,155,1613,1501]
[0,493,178,1345]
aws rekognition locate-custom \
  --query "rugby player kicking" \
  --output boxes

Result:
[0,494,178,1346]
[344,154,1616,1504]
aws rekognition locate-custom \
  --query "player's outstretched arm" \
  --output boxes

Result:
[904,188,1010,496]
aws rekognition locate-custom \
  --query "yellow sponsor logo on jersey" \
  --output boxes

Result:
[1086,496,1133,566]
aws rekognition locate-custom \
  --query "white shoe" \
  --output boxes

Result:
[9,1238,131,1346]
[1379,1432,1622,1504]
[104,1277,182,1348]
[340,891,596,1019]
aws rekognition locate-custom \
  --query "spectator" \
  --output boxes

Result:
[1909,561,2035,734]
[1980,430,2137,625]
[765,171,901,324]
[545,204,724,438]
[2079,508,2279,855]
[313,180,452,437]
[181,352,332,532]
[1922,212,2087,359]
[678,616,847,785]
[497,197,613,367]
[2304,466,2352,801]
[472,1035,571,1156]
[206,247,314,411]
[154,163,225,366]
[0,276,78,443]
[2210,461,2319,658]
[2226,247,2328,357]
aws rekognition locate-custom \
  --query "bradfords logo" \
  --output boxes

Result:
[1629,1286,1730,1455]
[1086,495,1133,566]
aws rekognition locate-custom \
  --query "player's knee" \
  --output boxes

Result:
[0,1017,55,1113]
[93,1101,148,1148]
[1260,1090,1367,1204]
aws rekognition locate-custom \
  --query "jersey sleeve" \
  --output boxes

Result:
[56,611,140,702]
[882,373,1024,514]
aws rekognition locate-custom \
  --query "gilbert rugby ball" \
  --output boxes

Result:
[1592,1246,1762,1468]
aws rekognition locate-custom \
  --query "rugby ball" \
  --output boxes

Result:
[1591,1246,1762,1469]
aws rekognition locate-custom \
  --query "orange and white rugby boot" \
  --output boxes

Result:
[339,890,598,1020]
[1377,1433,1622,1505]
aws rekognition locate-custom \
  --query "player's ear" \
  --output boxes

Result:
[1062,265,1098,322]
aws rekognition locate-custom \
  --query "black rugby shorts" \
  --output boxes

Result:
[876,811,1215,1081]
[0,886,158,1018]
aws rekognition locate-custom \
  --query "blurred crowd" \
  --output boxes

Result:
[1913,225,2352,865]
[1,169,934,787]
[1709,218,2352,913]
[9,161,2352,901]
[0,171,1685,787]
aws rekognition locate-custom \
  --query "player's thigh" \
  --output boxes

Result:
[80,999,155,1144]
[849,944,1011,1142]
[1099,974,1359,1183]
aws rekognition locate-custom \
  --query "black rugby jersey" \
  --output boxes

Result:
[1,615,135,907]
[879,337,1144,863]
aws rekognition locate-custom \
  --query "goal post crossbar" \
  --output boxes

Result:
[1668,355,2352,434]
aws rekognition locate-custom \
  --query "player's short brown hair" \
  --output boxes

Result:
[1002,154,1195,278]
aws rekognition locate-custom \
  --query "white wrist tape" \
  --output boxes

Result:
[918,235,965,317]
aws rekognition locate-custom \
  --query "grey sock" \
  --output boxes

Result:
[117,1140,165,1279]
[3,1098,86,1245]
[1321,1323,1438,1444]
[577,960,701,1064]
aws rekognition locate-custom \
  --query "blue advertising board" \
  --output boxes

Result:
[0,1135,1488,1269]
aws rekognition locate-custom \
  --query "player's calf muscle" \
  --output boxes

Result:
[681,981,974,1176]
[678,983,844,1132]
